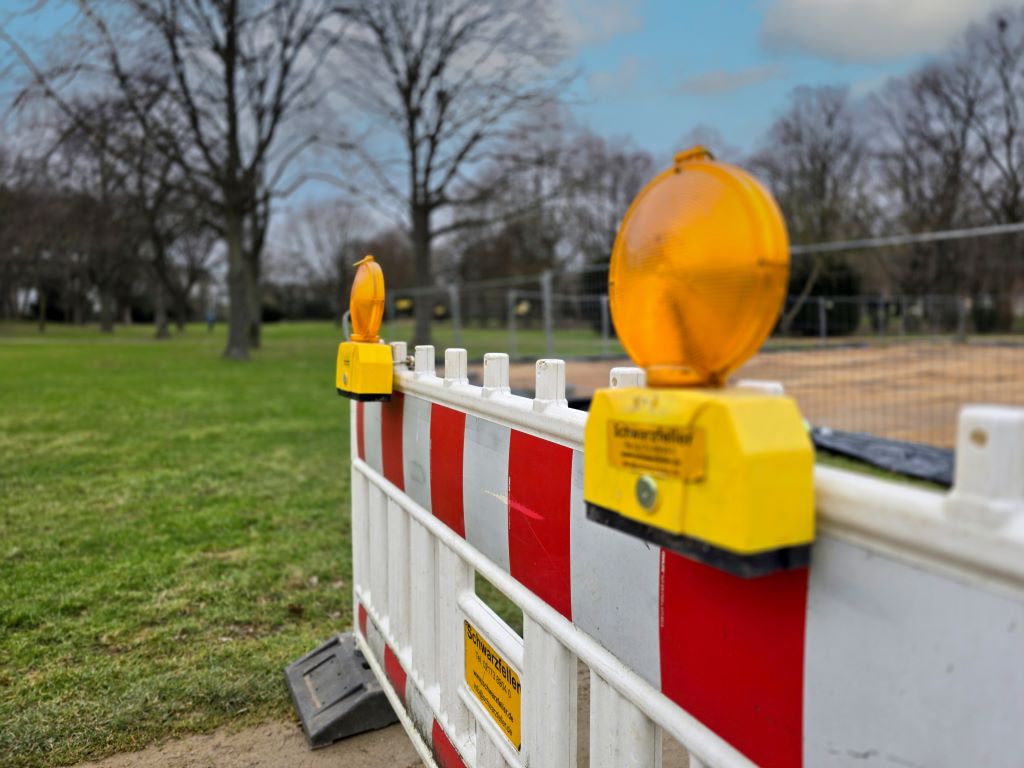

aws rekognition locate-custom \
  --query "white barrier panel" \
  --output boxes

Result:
[349,344,1024,768]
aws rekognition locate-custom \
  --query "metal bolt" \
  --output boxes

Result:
[635,475,658,511]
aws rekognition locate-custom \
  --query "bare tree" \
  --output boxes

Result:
[749,86,874,331]
[335,0,567,344]
[273,198,363,325]
[2,0,342,357]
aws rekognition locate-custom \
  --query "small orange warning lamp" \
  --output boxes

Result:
[336,255,393,401]
[584,147,814,578]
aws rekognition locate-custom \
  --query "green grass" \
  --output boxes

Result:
[0,322,352,767]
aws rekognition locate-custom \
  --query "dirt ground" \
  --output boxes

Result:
[75,721,421,768]
[486,341,1024,447]
[76,663,692,768]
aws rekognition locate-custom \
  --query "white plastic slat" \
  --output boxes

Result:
[522,615,577,768]
[386,499,410,647]
[367,483,388,616]
[437,542,472,738]
[590,670,661,768]
[409,517,438,688]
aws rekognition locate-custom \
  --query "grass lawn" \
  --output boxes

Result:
[0,321,354,768]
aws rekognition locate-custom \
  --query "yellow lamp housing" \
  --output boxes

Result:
[584,387,814,577]
[336,255,393,401]
[583,147,815,577]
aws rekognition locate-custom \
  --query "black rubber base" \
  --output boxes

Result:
[586,502,810,579]
[336,389,391,402]
[284,633,398,749]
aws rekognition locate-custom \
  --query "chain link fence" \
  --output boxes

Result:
[379,237,1024,448]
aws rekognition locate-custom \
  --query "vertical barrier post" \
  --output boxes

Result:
[590,671,661,768]
[522,616,577,768]
[541,270,554,358]
[600,294,611,356]
[448,285,463,348]
[818,296,828,344]
[507,290,518,360]
[437,544,472,740]
[386,499,410,647]
[956,295,969,341]
[482,352,511,396]
[351,449,369,599]
[367,484,389,618]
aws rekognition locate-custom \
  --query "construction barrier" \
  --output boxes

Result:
[347,343,1024,768]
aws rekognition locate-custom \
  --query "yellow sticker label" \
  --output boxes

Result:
[464,620,521,749]
[607,421,706,480]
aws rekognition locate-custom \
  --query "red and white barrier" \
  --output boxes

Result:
[349,343,1024,768]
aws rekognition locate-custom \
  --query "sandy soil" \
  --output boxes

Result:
[481,341,1024,447]
[76,663,693,768]
[75,721,421,768]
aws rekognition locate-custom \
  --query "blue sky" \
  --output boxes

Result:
[563,0,1005,161]
[0,0,1006,202]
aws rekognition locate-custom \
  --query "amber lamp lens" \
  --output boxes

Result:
[349,255,385,343]
[609,147,790,388]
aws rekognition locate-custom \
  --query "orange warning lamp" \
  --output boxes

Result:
[584,147,814,578]
[336,255,393,401]
[610,146,789,387]
[349,256,385,342]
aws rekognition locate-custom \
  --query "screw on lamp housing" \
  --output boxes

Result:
[583,147,815,578]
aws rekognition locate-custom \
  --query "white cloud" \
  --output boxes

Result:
[557,0,643,47]
[678,64,784,95]
[761,0,1005,62]
[587,55,641,94]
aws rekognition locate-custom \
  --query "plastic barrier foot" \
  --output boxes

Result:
[284,632,398,748]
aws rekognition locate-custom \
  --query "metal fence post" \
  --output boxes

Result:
[507,289,518,360]
[600,294,611,357]
[541,270,554,358]
[447,285,462,348]
[818,296,828,344]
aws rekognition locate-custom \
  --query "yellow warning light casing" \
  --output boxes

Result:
[609,146,789,388]
[584,387,814,577]
[584,147,814,577]
[336,255,393,401]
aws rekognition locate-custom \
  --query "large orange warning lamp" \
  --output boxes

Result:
[336,255,393,400]
[584,147,814,577]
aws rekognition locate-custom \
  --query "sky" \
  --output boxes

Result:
[0,0,1009,202]
[562,0,1007,161]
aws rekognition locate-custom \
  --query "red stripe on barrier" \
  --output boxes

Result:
[355,401,365,461]
[384,644,407,706]
[507,431,573,620]
[432,719,467,768]
[381,392,405,490]
[358,603,367,639]
[430,404,466,537]
[659,551,808,768]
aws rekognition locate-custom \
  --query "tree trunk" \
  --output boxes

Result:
[246,255,261,349]
[154,279,171,339]
[99,290,115,333]
[173,292,188,332]
[412,204,432,346]
[224,211,251,360]
[37,283,46,332]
